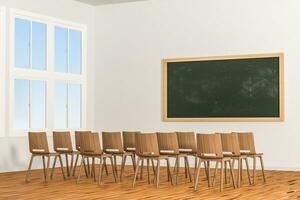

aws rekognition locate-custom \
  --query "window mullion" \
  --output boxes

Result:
[28,80,31,129]
[29,21,32,69]
[66,83,69,129]
[67,29,70,74]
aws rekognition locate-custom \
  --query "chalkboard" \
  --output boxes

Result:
[162,53,284,122]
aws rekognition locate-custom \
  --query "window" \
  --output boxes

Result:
[14,79,46,129]
[54,82,81,129]
[10,9,86,135]
[0,7,5,137]
[55,27,82,74]
[15,18,47,70]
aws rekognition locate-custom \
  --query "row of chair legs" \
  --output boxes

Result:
[25,153,266,192]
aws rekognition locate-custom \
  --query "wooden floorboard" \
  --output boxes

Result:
[1,165,300,200]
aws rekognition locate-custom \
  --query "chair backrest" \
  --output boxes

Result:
[92,132,103,154]
[122,131,140,151]
[28,132,49,154]
[157,132,179,154]
[197,133,223,157]
[102,132,124,153]
[75,131,91,151]
[217,132,240,155]
[135,133,160,157]
[176,132,197,153]
[235,132,256,154]
[75,131,92,151]
[53,131,73,152]
[80,132,103,155]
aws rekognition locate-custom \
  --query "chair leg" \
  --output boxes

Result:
[156,158,160,188]
[151,158,156,177]
[166,158,173,185]
[103,157,109,176]
[87,157,90,176]
[245,158,252,185]
[72,153,79,176]
[194,157,201,191]
[132,157,140,188]
[83,158,89,178]
[184,156,192,183]
[204,161,209,181]
[212,161,219,187]
[237,158,241,188]
[220,160,224,192]
[253,156,256,184]
[224,161,227,184]
[140,159,144,180]
[50,155,57,179]
[70,154,74,176]
[147,159,150,184]
[58,155,66,180]
[229,160,236,189]
[42,156,47,182]
[65,154,70,177]
[76,155,84,184]
[45,156,51,183]
[207,161,211,187]
[114,155,118,177]
[240,159,243,181]
[131,154,136,172]
[25,155,34,183]
[120,155,126,182]
[176,155,179,184]
[98,157,103,185]
[259,156,266,182]
[92,157,96,182]
[184,157,187,179]
[194,155,197,181]
[110,157,117,183]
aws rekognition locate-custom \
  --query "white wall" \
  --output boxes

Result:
[94,0,300,170]
[0,0,95,172]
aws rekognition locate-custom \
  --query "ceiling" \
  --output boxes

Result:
[74,0,148,5]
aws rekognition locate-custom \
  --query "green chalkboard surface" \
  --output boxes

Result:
[162,54,284,122]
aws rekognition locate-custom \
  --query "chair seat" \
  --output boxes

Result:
[199,155,231,161]
[55,150,74,154]
[241,152,263,156]
[223,154,247,158]
[32,152,59,156]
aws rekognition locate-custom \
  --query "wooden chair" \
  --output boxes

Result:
[194,134,235,192]
[132,133,173,188]
[122,131,139,175]
[77,132,117,184]
[72,131,90,177]
[157,132,192,184]
[217,133,251,187]
[235,132,266,184]
[176,131,204,181]
[50,131,77,178]
[102,132,136,182]
[25,132,65,183]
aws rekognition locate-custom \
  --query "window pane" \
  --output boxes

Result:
[14,79,29,129]
[68,84,81,128]
[31,80,46,129]
[15,18,30,68]
[55,27,68,73]
[32,22,47,70]
[69,29,82,74]
[54,82,67,129]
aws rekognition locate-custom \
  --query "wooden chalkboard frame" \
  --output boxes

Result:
[162,53,284,122]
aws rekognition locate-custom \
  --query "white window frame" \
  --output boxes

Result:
[0,7,6,137]
[9,9,87,136]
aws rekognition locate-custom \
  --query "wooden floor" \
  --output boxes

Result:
[1,165,300,200]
